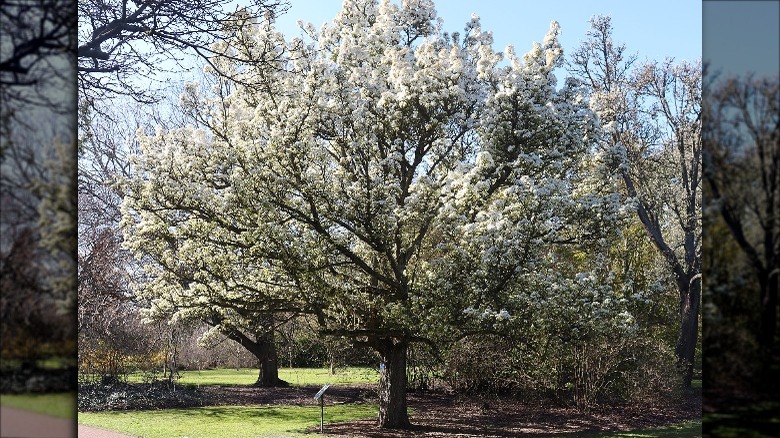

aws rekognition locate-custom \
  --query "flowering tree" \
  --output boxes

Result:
[122,0,627,427]
[569,16,702,388]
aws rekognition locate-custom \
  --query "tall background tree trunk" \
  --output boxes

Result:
[675,276,701,388]
[377,339,410,429]
[759,272,778,355]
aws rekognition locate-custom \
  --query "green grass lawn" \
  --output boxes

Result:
[703,401,780,438]
[78,404,377,438]
[572,420,702,437]
[278,367,379,386]
[86,368,703,437]
[0,357,76,371]
[128,366,379,387]
[0,392,76,419]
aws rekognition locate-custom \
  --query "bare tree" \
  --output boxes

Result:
[704,72,779,355]
[0,0,75,116]
[1,1,78,374]
[77,0,288,105]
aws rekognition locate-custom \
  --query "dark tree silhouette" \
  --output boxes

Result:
[0,0,75,86]
[77,0,288,105]
[704,73,779,356]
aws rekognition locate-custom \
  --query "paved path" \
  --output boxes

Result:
[0,406,75,438]
[0,407,134,438]
[76,424,136,438]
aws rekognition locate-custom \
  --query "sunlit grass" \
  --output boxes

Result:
[278,367,379,387]
[703,401,780,438]
[572,420,702,437]
[0,392,76,419]
[78,404,377,437]
[0,357,76,370]
[127,366,379,387]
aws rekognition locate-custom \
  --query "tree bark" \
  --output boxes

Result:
[209,317,288,387]
[256,337,286,387]
[675,275,701,388]
[625,171,701,389]
[759,272,778,353]
[377,339,410,429]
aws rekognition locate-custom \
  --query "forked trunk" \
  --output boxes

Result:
[377,340,410,429]
[212,320,288,387]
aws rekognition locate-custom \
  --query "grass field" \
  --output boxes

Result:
[78,404,700,438]
[0,392,76,419]
[129,366,379,387]
[0,357,76,371]
[78,404,378,437]
[576,420,702,437]
[83,368,702,437]
[703,401,780,437]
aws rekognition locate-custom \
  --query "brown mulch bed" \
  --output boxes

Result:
[78,382,376,411]
[322,390,702,437]
[79,382,701,436]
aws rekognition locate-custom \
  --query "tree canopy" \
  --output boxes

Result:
[122,0,657,428]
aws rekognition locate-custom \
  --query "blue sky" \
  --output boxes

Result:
[273,0,702,68]
[703,1,779,78]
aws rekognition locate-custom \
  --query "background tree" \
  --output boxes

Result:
[78,83,301,386]
[122,0,629,427]
[2,0,76,281]
[568,15,702,387]
[77,0,288,106]
[1,0,77,375]
[704,73,779,358]
[75,0,316,386]
[1,227,75,367]
[1,0,75,121]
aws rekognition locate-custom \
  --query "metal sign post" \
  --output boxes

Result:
[313,384,330,433]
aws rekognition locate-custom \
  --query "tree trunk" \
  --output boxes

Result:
[256,338,286,387]
[209,317,288,387]
[759,272,778,353]
[377,340,410,429]
[675,275,701,388]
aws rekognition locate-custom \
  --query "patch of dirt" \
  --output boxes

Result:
[79,382,701,436]
[321,390,702,437]
[1,367,77,393]
[78,382,376,412]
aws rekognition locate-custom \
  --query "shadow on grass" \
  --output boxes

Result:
[166,405,331,422]
[79,403,379,437]
[703,401,780,438]
[568,420,701,437]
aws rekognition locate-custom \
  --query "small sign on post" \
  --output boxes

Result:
[313,384,330,433]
